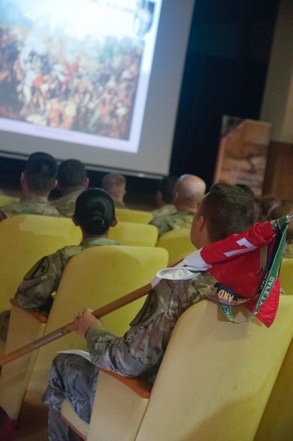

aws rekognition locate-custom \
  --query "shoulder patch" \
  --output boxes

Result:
[24,256,50,280]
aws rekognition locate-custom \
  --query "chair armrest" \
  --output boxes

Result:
[100,369,152,398]
[10,299,47,323]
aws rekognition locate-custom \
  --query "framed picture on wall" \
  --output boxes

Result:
[213,116,271,198]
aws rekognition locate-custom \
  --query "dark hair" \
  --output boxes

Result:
[57,159,87,191]
[236,184,255,198]
[158,176,178,204]
[198,183,258,243]
[74,188,116,235]
[258,194,280,221]
[24,152,57,193]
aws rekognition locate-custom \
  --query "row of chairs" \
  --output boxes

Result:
[0,245,169,438]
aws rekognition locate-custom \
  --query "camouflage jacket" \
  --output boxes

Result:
[150,210,195,237]
[50,190,83,218]
[86,271,216,381]
[0,196,61,221]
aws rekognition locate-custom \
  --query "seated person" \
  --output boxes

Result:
[266,199,293,258]
[151,175,178,219]
[0,188,119,342]
[151,174,206,237]
[102,173,127,208]
[51,159,89,217]
[257,193,280,222]
[0,152,60,221]
[42,183,267,441]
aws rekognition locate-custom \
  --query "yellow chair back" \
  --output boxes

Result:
[109,221,158,246]
[0,214,82,309]
[280,258,293,295]
[156,228,195,265]
[76,296,293,441]
[115,208,153,224]
[0,195,19,206]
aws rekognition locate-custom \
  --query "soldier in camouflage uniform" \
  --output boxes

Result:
[51,159,89,217]
[0,152,60,222]
[42,184,258,441]
[0,188,119,341]
[102,173,127,209]
[151,175,178,221]
[151,174,206,237]
[266,199,293,259]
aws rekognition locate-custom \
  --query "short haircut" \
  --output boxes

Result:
[198,183,258,243]
[102,173,126,190]
[57,159,87,191]
[24,152,58,193]
[74,188,116,235]
[158,176,177,204]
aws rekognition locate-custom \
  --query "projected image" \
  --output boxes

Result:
[0,0,162,153]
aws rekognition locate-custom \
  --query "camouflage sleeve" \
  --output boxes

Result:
[85,274,214,378]
[14,250,67,310]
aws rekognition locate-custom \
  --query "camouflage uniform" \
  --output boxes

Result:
[50,190,83,218]
[0,197,61,222]
[151,204,176,220]
[150,209,195,237]
[42,271,216,441]
[0,237,120,341]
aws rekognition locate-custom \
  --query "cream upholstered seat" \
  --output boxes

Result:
[61,295,293,441]
[156,227,195,265]
[109,221,158,246]
[0,214,82,309]
[115,208,153,224]
[0,245,168,437]
[279,258,293,295]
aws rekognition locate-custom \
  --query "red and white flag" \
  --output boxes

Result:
[154,221,283,327]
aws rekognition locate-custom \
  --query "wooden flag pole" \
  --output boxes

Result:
[0,282,152,367]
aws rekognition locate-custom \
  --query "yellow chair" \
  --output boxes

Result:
[156,228,195,265]
[254,338,293,441]
[109,221,158,246]
[0,195,19,206]
[0,245,168,431]
[279,258,293,295]
[0,214,82,309]
[115,208,153,224]
[61,296,293,441]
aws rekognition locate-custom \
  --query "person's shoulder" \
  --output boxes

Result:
[152,204,176,219]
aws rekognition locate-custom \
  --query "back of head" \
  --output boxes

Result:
[267,199,293,241]
[74,188,116,235]
[102,173,126,200]
[57,159,88,194]
[157,175,178,206]
[24,152,58,195]
[199,183,258,243]
[258,193,280,222]
[174,174,206,210]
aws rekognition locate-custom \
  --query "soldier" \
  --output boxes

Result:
[51,159,89,217]
[151,175,178,220]
[267,199,293,258]
[0,188,119,342]
[0,151,60,221]
[42,183,269,441]
[151,174,206,237]
[102,173,127,208]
